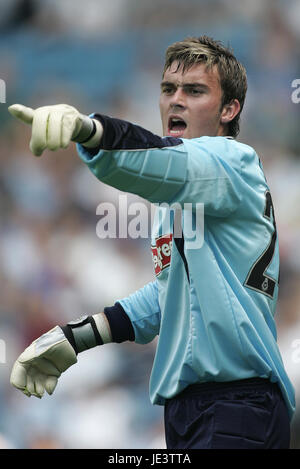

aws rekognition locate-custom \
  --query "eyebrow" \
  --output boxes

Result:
[160,81,210,90]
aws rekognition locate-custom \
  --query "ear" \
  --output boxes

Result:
[220,99,241,124]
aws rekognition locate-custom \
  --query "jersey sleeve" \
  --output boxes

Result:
[111,280,161,345]
[77,115,244,216]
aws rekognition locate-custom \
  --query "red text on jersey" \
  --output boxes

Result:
[151,234,173,276]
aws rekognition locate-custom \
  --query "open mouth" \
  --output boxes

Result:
[167,117,187,137]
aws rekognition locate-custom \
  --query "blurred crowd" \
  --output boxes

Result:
[0,0,299,449]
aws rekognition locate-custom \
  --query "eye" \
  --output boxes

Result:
[188,88,203,96]
[162,87,175,95]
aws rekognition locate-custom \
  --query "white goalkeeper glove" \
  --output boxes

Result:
[10,326,77,398]
[10,314,112,398]
[8,103,103,156]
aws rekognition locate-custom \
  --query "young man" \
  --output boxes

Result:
[9,36,295,449]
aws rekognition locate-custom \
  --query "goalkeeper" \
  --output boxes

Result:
[9,36,295,449]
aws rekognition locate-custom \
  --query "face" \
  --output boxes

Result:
[159,61,228,139]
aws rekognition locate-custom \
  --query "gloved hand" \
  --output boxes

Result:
[8,103,101,156]
[10,326,77,398]
[10,313,111,398]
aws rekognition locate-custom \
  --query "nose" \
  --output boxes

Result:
[169,87,186,110]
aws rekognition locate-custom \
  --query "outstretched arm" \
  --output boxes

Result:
[9,103,242,213]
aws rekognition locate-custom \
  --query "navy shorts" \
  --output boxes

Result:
[164,378,290,449]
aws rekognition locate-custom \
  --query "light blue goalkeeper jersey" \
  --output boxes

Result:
[77,116,295,420]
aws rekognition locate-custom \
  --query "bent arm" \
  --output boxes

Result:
[10,280,161,398]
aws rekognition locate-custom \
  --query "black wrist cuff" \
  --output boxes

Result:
[104,302,135,343]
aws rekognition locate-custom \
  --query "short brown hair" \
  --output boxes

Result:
[163,36,247,137]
